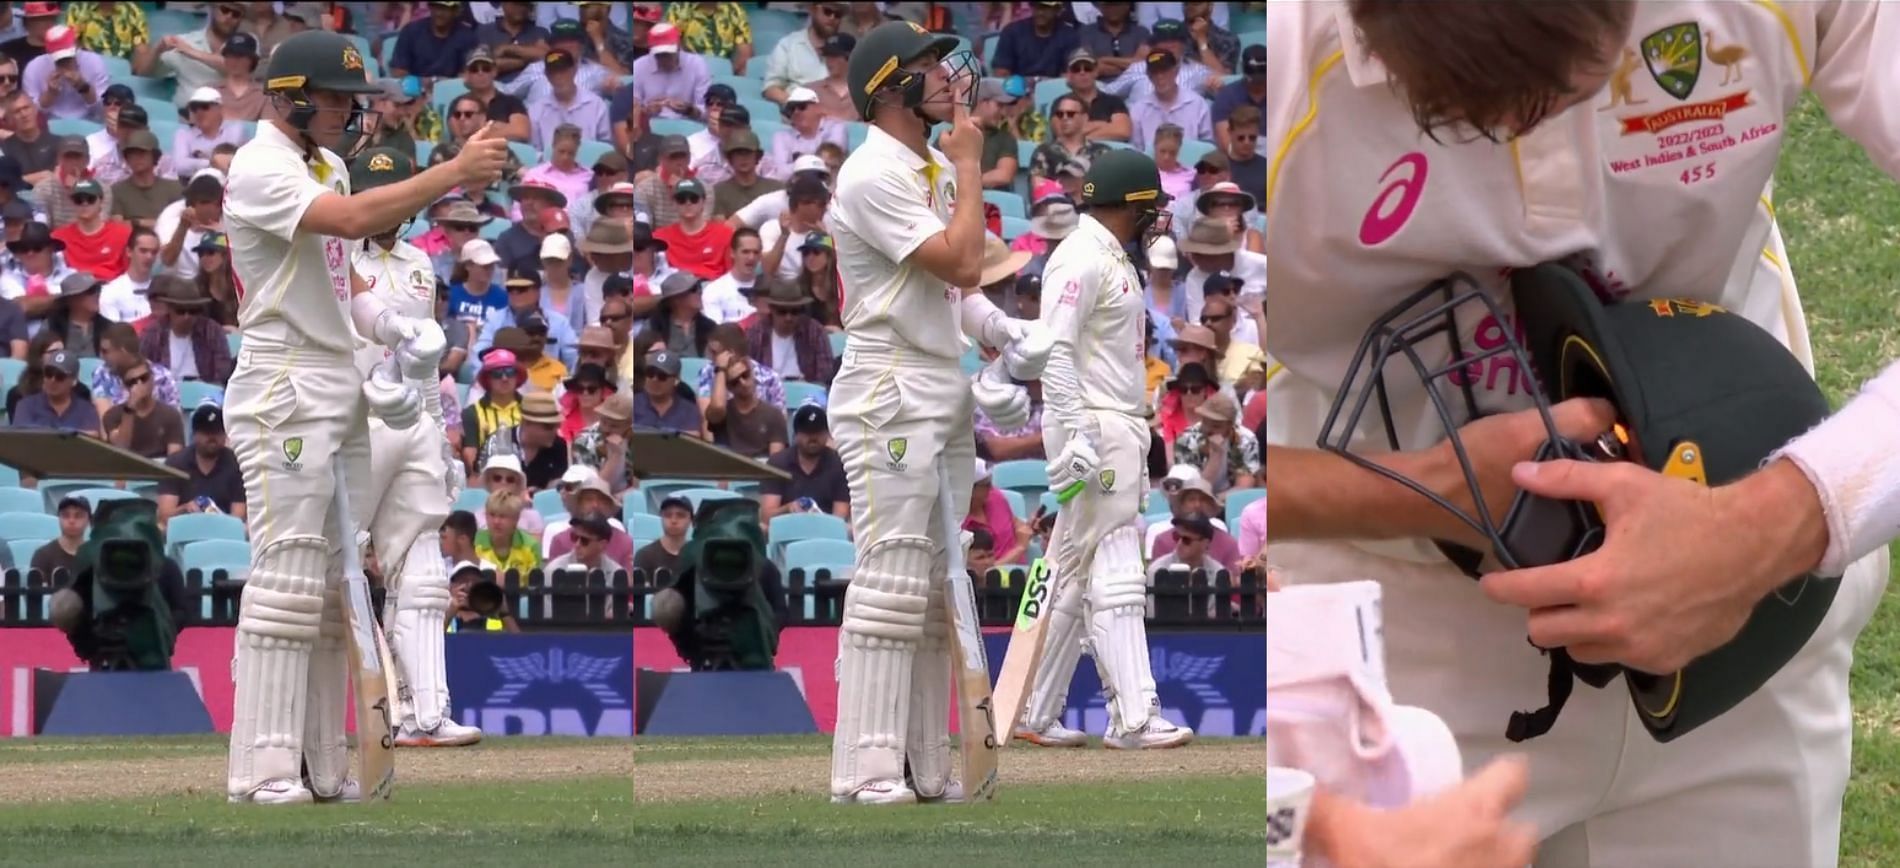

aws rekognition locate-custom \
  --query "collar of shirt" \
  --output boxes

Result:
[863,123,934,174]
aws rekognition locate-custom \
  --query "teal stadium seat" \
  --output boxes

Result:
[1225,488,1266,529]
[0,465,17,488]
[675,487,743,512]
[782,538,855,572]
[179,380,223,409]
[999,489,1027,521]
[506,141,540,168]
[532,488,566,517]
[0,486,35,514]
[983,189,1026,219]
[716,76,764,101]
[783,380,826,409]
[677,357,709,393]
[454,488,489,514]
[180,539,252,576]
[0,357,24,391]
[640,478,701,512]
[7,538,44,571]
[165,512,247,558]
[0,512,57,541]
[1000,216,1030,241]
[702,55,733,78]
[1179,139,1219,168]
[77,357,102,386]
[628,513,661,540]
[70,487,141,512]
[649,118,705,138]
[767,512,849,552]
[990,460,1048,496]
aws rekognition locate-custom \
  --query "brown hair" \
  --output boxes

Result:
[100,322,140,355]
[709,323,748,356]
[1348,0,1633,140]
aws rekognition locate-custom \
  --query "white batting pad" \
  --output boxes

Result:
[1085,525,1158,733]
[303,577,350,797]
[830,536,933,800]
[905,553,952,798]
[226,535,328,799]
[389,543,454,730]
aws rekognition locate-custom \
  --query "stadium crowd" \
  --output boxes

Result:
[0,1,638,620]
[620,1,1266,594]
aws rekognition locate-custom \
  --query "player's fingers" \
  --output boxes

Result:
[1463,754,1530,816]
[469,121,496,141]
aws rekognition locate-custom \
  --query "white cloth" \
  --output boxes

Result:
[1038,214,1147,433]
[101,272,152,322]
[825,124,962,362]
[152,199,209,280]
[771,331,802,380]
[702,272,755,323]
[172,120,250,180]
[169,332,199,380]
[224,121,355,354]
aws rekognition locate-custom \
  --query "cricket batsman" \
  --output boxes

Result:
[347,147,482,748]
[1016,151,1194,751]
[825,21,1050,805]
[224,30,506,804]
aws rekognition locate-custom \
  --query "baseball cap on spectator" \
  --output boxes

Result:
[506,267,543,291]
[567,512,614,544]
[630,3,662,23]
[659,134,690,157]
[785,86,819,107]
[644,349,682,378]
[1170,324,1220,354]
[1,200,31,221]
[463,44,497,70]
[509,179,568,208]
[1196,150,1231,173]
[545,49,577,72]
[593,149,629,174]
[791,154,829,177]
[71,179,103,200]
[976,78,1009,105]
[57,136,88,158]
[594,182,635,212]
[1031,180,1069,208]
[118,104,151,128]
[44,349,79,377]
[1147,233,1178,270]
[798,232,833,254]
[1067,46,1096,67]
[649,23,681,54]
[821,33,856,58]
[704,83,737,107]
[55,495,89,515]
[102,83,136,107]
[1146,50,1179,74]
[720,103,751,127]
[673,177,705,199]
[224,31,260,58]
[1243,45,1266,76]
[657,494,691,514]
[1204,271,1243,297]
[188,87,223,107]
[792,403,829,434]
[460,238,501,266]
[723,128,762,155]
[1162,463,1200,490]
[540,233,572,263]
[46,25,77,61]
[1195,392,1239,424]
[1002,75,1028,101]
[481,452,526,482]
[1172,511,1217,541]
[548,19,585,44]
[194,232,231,255]
[1151,19,1188,43]
[192,403,225,432]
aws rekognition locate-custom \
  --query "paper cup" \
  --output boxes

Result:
[1267,766,1317,867]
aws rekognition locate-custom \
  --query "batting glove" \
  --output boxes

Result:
[394,318,447,381]
[362,359,422,430]
[1045,436,1101,504]
[971,358,1031,431]
[1002,318,1053,381]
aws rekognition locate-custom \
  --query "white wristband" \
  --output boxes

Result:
[958,292,1009,348]
[1772,359,1900,576]
[349,290,403,347]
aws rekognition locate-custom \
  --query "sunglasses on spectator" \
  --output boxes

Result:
[1233,133,1258,143]
[451,109,481,119]
[573,535,601,546]
[486,473,518,487]
[42,370,70,382]
[576,384,603,395]
[0,75,17,84]
[1178,534,1206,545]
[72,195,99,205]
[1197,165,1223,175]
[725,370,751,386]
[506,285,536,294]
[1069,62,1095,73]
[674,194,702,204]
[645,369,675,381]
[1053,110,1081,118]
[124,372,152,387]
[467,63,496,74]
[487,367,518,379]
[1178,385,1208,396]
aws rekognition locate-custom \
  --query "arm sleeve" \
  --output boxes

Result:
[1809,2,1900,179]
[762,42,792,91]
[1774,358,1900,575]
[224,151,333,244]
[20,59,47,110]
[836,168,945,266]
[1037,254,1098,434]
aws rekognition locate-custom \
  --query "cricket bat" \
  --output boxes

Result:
[939,461,999,802]
[989,557,1053,749]
[333,462,399,801]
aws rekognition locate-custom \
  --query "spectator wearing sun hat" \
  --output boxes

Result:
[1009,180,1078,258]
[172,86,247,179]
[22,24,110,121]
[767,86,846,181]
[460,347,525,473]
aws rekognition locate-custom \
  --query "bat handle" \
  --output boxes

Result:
[1054,479,1085,505]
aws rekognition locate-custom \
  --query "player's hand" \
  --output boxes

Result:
[442,438,465,502]
[1399,397,1616,551]
[1476,456,1820,675]
[1327,757,1537,868]
[939,99,983,169]
[395,318,447,379]
[971,357,1031,431]
[1046,435,1101,504]
[453,122,509,188]
[1000,318,1052,380]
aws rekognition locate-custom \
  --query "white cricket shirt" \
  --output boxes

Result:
[225,121,356,355]
[827,124,963,362]
[351,237,437,376]
[1041,214,1148,427]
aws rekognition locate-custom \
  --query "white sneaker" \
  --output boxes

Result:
[831,779,918,806]
[229,778,314,805]
[1014,720,1088,747]
[312,778,362,804]
[1103,715,1195,750]
[394,717,483,747]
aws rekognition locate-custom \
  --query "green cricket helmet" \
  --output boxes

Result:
[847,20,979,123]
[264,30,385,158]
[1080,149,1173,240]
[350,146,417,191]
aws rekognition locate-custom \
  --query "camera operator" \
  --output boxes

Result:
[650,500,788,671]
[48,500,190,671]
[447,561,522,634]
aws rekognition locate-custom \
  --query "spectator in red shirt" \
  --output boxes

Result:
[50,178,130,280]
[651,177,732,280]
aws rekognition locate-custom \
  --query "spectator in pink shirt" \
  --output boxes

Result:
[519,124,594,214]
[963,460,1031,565]
[1010,181,1080,258]
[1237,492,1265,560]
